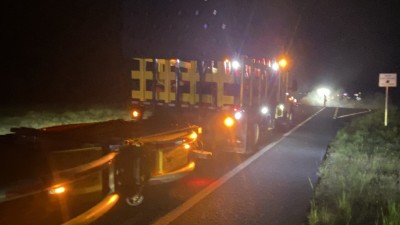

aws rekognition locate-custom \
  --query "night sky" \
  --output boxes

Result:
[2,0,400,106]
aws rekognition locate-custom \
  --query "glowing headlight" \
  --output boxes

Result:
[234,112,242,120]
[260,106,269,114]
[272,62,279,71]
[278,104,285,111]
[224,117,235,127]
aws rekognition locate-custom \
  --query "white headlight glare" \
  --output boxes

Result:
[279,104,285,111]
[232,60,240,70]
[260,106,269,114]
[234,111,242,120]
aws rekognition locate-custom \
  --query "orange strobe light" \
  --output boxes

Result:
[224,117,235,127]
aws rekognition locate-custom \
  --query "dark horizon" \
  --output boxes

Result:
[2,0,400,107]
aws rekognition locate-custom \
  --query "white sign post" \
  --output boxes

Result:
[379,73,397,126]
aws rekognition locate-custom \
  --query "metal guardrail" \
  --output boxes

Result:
[0,124,206,224]
[0,151,118,204]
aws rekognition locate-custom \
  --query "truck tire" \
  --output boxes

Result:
[245,121,259,153]
[126,193,144,206]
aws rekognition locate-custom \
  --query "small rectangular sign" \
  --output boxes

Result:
[379,73,397,87]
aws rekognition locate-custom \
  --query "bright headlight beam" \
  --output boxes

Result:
[272,62,279,71]
[234,112,242,120]
[232,61,240,70]
[261,106,269,114]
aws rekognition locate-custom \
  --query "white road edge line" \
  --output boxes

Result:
[333,107,339,119]
[151,107,326,225]
[336,109,371,119]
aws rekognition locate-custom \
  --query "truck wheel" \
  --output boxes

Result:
[268,117,275,130]
[126,194,144,206]
[246,122,259,153]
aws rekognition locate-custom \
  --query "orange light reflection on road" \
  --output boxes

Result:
[186,178,214,188]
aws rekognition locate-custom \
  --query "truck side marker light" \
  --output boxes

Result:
[107,194,119,205]
[49,186,66,195]
[132,110,140,118]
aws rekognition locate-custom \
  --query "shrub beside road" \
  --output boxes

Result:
[309,107,400,225]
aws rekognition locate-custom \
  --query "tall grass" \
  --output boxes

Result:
[0,104,132,135]
[309,106,400,225]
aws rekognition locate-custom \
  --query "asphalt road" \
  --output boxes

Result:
[94,106,371,225]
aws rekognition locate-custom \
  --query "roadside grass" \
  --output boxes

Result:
[0,103,131,135]
[309,107,400,225]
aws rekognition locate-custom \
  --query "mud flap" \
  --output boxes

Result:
[115,145,149,206]
[245,120,260,154]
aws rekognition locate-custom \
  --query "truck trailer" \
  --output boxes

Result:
[128,56,296,155]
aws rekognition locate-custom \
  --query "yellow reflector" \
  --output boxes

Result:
[198,127,202,134]
[49,186,66,195]
[224,117,234,127]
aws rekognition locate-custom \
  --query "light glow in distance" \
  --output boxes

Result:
[317,88,331,97]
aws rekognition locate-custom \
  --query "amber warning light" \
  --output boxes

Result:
[132,109,141,120]
[224,117,235,127]
[49,186,66,195]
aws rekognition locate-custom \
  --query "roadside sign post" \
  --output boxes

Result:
[379,73,397,126]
